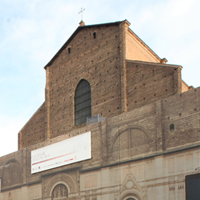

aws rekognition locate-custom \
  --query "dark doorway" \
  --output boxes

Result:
[186,173,200,200]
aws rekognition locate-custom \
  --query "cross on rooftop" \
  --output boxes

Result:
[78,7,85,21]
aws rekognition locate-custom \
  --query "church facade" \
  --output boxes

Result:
[0,20,199,200]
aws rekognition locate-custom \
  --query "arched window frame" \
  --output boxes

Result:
[75,79,91,126]
[125,198,137,200]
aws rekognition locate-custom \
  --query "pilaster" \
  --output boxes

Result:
[45,66,51,140]
[119,20,130,113]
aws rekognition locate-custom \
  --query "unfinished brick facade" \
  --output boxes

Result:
[18,20,183,149]
[0,20,199,200]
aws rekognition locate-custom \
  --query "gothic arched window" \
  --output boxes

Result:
[75,79,91,125]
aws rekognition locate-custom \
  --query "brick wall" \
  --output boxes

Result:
[3,20,200,199]
[18,103,46,149]
[2,86,200,192]
[19,22,183,149]
[47,24,122,139]
[126,60,181,111]
[162,87,200,150]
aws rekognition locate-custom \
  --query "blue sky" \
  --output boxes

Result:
[0,0,200,157]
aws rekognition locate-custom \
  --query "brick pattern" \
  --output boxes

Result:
[126,60,180,111]
[162,87,200,149]
[19,103,46,149]
[18,22,183,152]
[2,20,200,200]
[48,25,122,139]
[112,128,150,161]
[0,86,199,200]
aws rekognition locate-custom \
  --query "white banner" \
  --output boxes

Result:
[31,131,91,174]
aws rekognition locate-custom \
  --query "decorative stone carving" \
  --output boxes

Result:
[125,180,134,189]
[119,172,143,200]
[52,184,68,200]
[45,173,77,198]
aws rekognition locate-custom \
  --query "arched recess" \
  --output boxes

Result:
[112,127,149,161]
[51,183,68,200]
[75,79,91,126]
[1,159,22,188]
[45,173,77,198]
[122,194,141,200]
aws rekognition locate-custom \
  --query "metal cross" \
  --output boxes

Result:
[78,7,85,21]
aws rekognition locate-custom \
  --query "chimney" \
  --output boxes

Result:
[79,20,85,26]
[160,58,168,64]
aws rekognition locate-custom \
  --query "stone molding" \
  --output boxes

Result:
[119,172,143,200]
[45,173,78,198]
